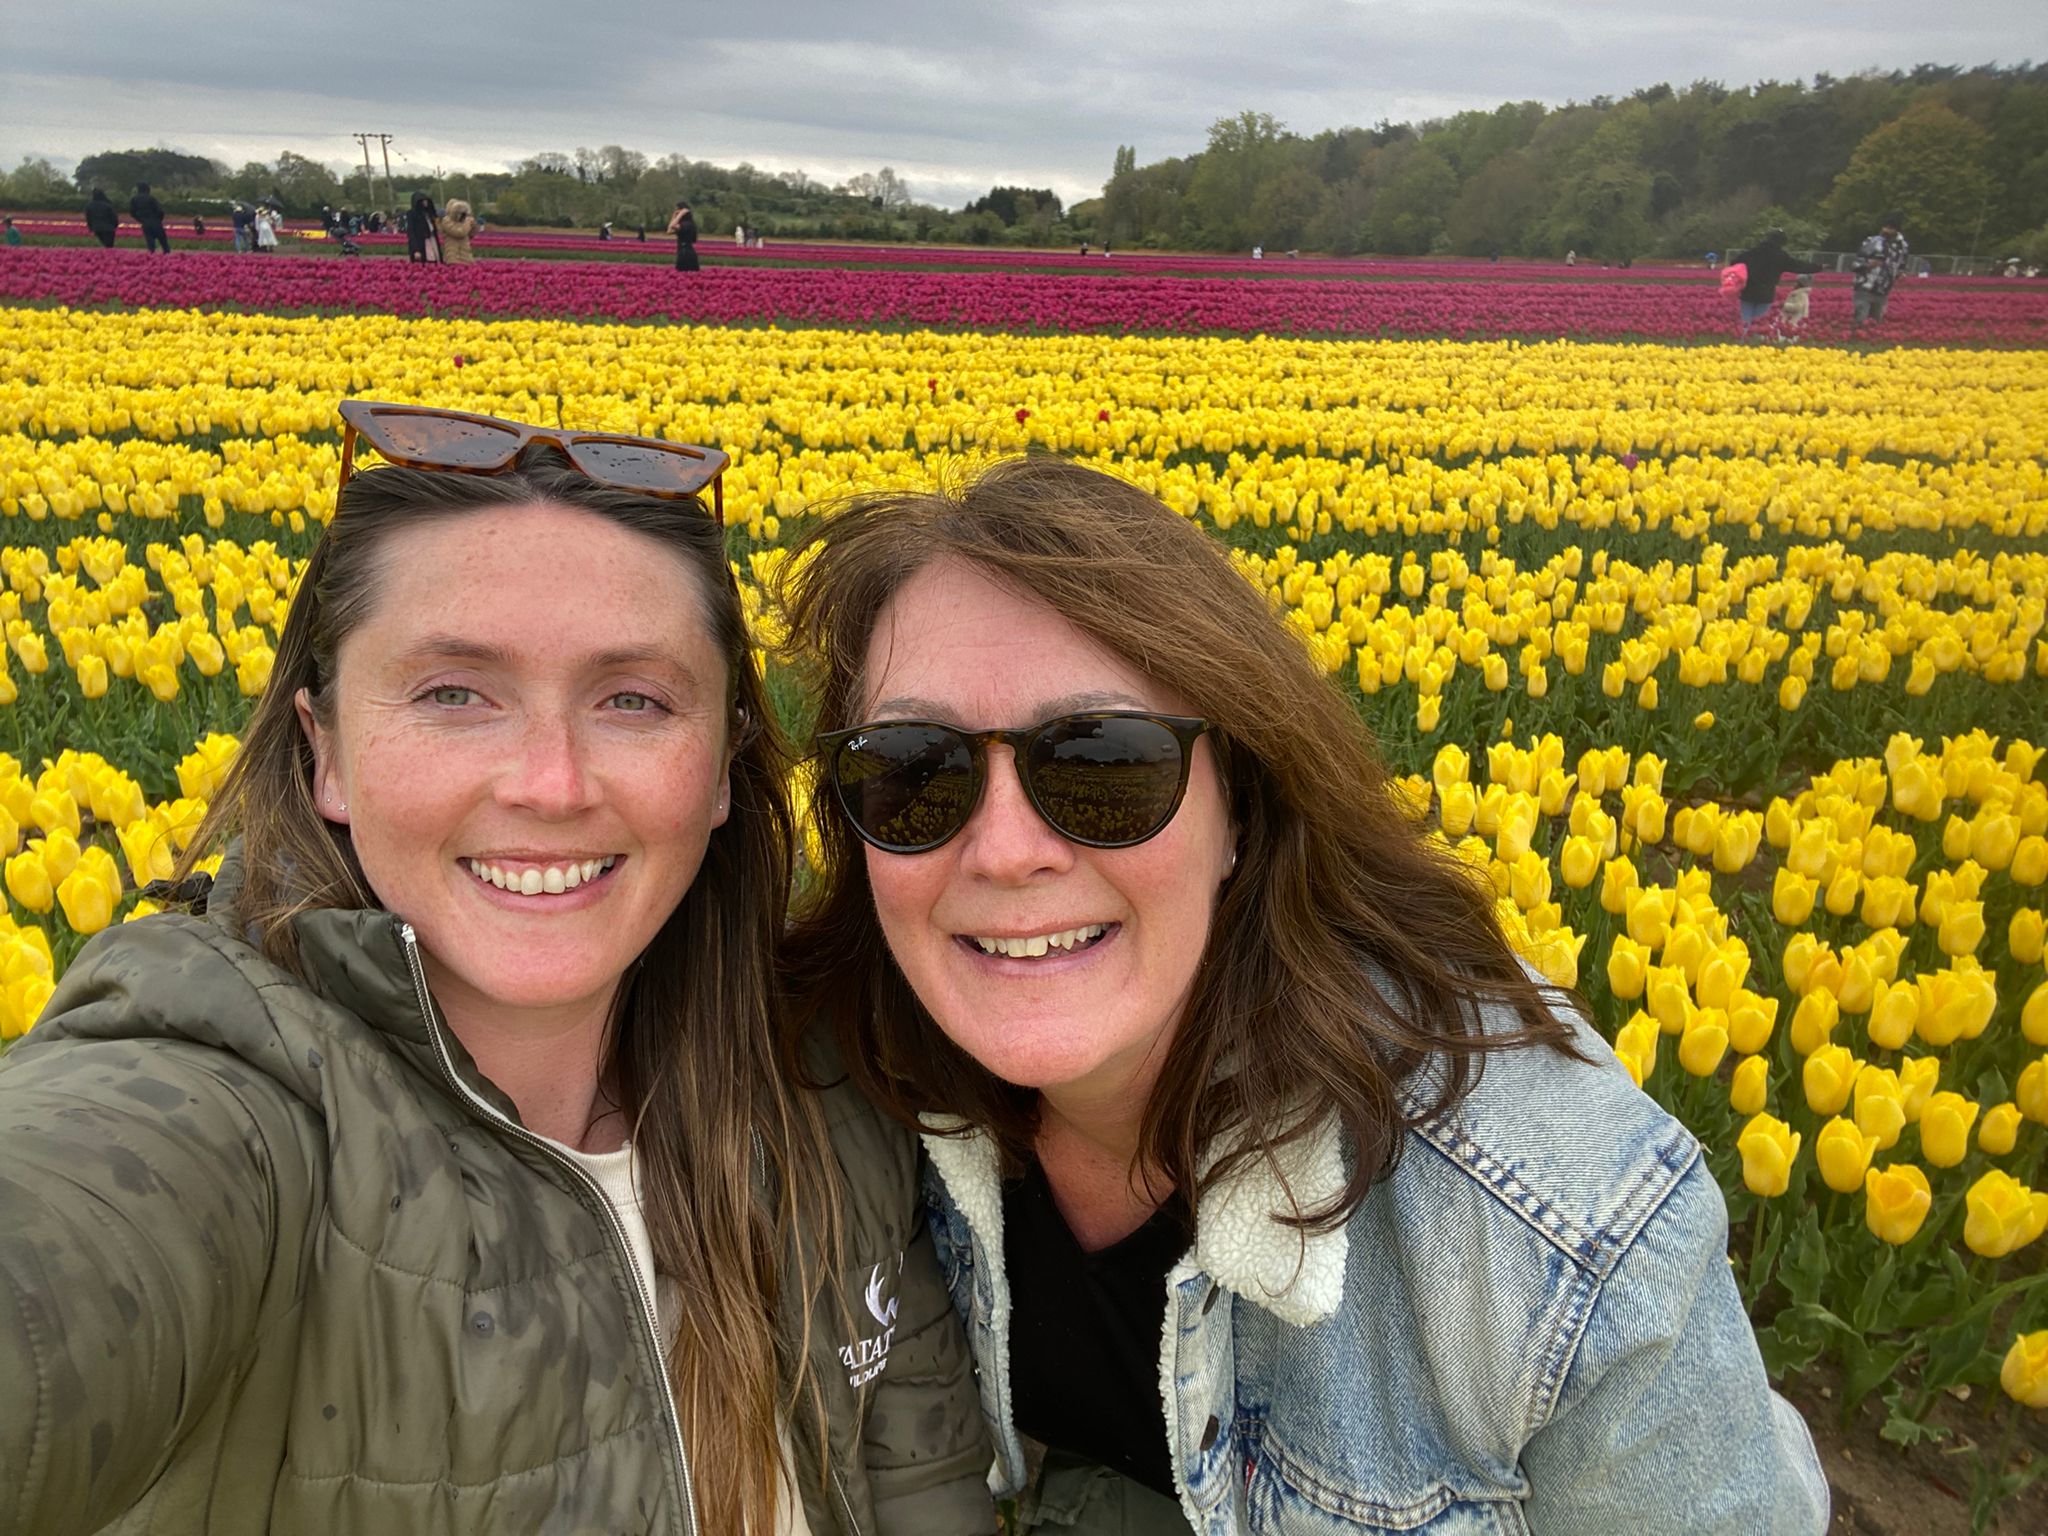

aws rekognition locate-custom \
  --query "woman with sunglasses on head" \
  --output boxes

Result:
[0,404,995,1536]
[776,455,1826,1535]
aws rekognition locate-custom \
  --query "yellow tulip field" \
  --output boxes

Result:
[6,300,2048,1517]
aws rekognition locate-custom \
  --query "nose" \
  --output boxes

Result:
[495,707,600,818]
[954,745,1073,882]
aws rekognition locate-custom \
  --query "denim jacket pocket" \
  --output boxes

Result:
[1244,1444,1531,1536]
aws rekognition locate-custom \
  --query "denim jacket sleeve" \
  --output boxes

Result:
[1518,1156,1828,1534]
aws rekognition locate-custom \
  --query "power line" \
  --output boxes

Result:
[352,132,394,213]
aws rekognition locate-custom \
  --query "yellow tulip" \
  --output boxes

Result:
[1971,809,2021,872]
[1771,868,1817,926]
[1789,989,1839,1057]
[1803,1043,1857,1116]
[1731,1054,1768,1115]
[1782,931,1824,993]
[2017,1057,2048,1124]
[1625,886,1672,949]
[1853,1065,1907,1151]
[1914,970,1973,1048]
[1964,1169,2048,1258]
[1889,756,1944,822]
[1558,835,1599,889]
[1614,1015,1659,1085]
[1815,1118,1879,1194]
[1605,935,1649,1001]
[1919,1092,1980,1168]
[1416,694,1442,734]
[1662,924,1709,986]
[1646,965,1692,1036]
[1822,863,1861,918]
[2011,909,2045,966]
[1599,856,1638,916]
[1601,660,1626,698]
[1863,1163,1932,1245]
[1937,899,1985,958]
[1980,1101,2022,1157]
[1678,1014,1729,1078]
[1711,814,1760,874]
[1899,1057,1941,1122]
[1508,851,1551,911]
[76,652,108,699]
[55,865,116,936]
[4,849,54,914]
[1778,673,1805,711]
[2001,1332,2048,1409]
[2013,836,2048,887]
[1438,781,1477,839]
[2025,982,2048,1049]
[1866,978,1919,1051]
[1737,1113,1800,1198]
[1834,949,1878,1015]
[116,819,175,887]
[1727,991,1779,1055]
[1636,676,1657,711]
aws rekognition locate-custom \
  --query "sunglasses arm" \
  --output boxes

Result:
[339,424,357,488]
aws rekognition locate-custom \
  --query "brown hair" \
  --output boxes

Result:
[181,451,835,1535]
[775,454,1578,1231]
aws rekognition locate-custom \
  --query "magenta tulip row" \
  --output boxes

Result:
[4,246,2045,344]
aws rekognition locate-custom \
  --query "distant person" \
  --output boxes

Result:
[1564,248,1577,266]
[230,201,254,253]
[130,182,170,254]
[1851,212,1910,332]
[438,198,479,264]
[1705,250,1718,269]
[1252,244,1263,260]
[1728,228,1820,339]
[667,199,699,271]
[734,222,746,246]
[406,192,440,263]
[598,220,613,241]
[2,216,20,248]
[191,215,206,239]
[1078,240,1088,256]
[636,224,646,242]
[84,188,119,248]
[1100,239,1110,257]
[1775,273,1813,341]
[252,204,279,252]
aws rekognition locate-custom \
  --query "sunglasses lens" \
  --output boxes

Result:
[366,411,522,466]
[567,438,717,494]
[1029,716,1189,847]
[831,725,978,851]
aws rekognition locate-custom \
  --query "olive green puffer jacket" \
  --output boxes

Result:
[0,856,994,1535]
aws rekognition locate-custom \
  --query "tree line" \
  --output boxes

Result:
[0,143,1082,247]
[1101,65,2048,261]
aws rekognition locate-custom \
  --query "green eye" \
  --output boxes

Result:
[430,686,478,707]
[611,693,653,712]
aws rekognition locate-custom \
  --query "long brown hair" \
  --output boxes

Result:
[180,451,835,1535]
[775,454,1578,1231]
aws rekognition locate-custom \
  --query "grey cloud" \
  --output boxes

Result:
[2,0,2041,207]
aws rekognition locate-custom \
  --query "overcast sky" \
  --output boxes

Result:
[1,1,2040,207]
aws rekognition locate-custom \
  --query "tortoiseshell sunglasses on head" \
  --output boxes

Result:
[337,399,728,522]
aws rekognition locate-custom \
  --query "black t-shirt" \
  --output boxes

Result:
[1003,1158,1192,1501]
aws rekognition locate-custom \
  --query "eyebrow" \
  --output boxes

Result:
[867,690,1150,721]
[393,636,699,677]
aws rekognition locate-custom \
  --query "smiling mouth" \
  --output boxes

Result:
[959,923,1116,960]
[465,856,619,896]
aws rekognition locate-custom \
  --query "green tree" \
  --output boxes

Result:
[1822,98,1997,250]
[1444,151,1544,254]
[0,156,75,209]
[1184,111,1290,247]
[1365,143,1456,254]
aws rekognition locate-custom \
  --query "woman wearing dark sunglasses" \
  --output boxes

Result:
[0,405,994,1536]
[776,455,1826,1535]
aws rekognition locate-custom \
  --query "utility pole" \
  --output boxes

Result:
[353,132,394,214]
[352,133,378,207]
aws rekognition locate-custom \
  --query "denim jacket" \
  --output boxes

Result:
[921,995,1829,1534]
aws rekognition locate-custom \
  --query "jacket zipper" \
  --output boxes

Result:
[400,922,699,1536]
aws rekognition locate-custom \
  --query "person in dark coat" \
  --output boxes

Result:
[83,188,120,248]
[667,200,699,271]
[405,192,440,263]
[1729,229,1821,338]
[130,182,170,253]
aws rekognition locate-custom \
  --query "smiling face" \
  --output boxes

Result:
[857,558,1235,1100]
[299,501,732,1039]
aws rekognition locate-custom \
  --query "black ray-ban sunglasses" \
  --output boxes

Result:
[338,399,729,522]
[818,711,1214,855]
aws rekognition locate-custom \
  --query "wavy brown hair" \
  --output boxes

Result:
[775,454,1579,1231]
[179,452,836,1536]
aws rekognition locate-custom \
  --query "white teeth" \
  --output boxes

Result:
[465,856,617,897]
[971,923,1108,958]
